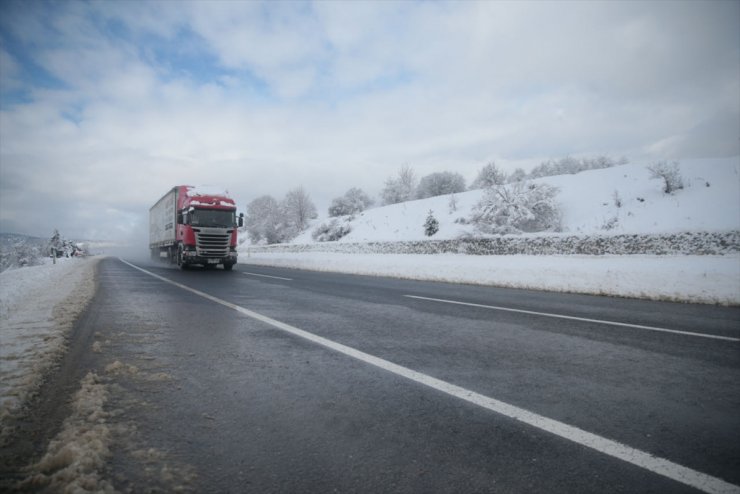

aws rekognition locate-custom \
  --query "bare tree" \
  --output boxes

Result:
[647,161,684,194]
[381,164,418,205]
[281,186,318,238]
[245,195,283,244]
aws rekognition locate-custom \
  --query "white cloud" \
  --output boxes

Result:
[0,0,738,240]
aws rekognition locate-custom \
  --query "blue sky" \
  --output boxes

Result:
[1,0,738,241]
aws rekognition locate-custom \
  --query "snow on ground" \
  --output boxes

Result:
[19,371,115,494]
[0,257,100,422]
[242,252,740,305]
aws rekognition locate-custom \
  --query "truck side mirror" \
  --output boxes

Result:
[238,213,244,228]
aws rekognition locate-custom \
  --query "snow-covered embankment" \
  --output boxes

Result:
[242,253,740,305]
[0,257,100,421]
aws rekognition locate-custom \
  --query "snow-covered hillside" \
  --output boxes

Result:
[288,158,739,244]
[241,157,739,305]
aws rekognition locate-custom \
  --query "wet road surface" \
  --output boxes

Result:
[12,257,740,492]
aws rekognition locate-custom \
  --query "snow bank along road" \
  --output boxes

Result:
[3,258,739,493]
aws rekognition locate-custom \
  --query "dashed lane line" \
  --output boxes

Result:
[118,258,740,494]
[404,295,740,342]
[242,271,293,281]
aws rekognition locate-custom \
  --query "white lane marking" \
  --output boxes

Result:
[404,295,740,343]
[118,258,739,494]
[242,271,293,281]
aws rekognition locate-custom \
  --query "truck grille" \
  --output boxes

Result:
[194,228,231,258]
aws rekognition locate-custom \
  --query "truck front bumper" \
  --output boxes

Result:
[182,248,237,265]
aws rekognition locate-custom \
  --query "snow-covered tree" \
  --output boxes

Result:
[470,162,506,189]
[529,160,555,179]
[647,160,684,194]
[530,155,624,179]
[245,195,284,244]
[423,210,439,236]
[328,187,374,217]
[416,171,466,199]
[281,186,318,239]
[381,164,417,205]
[507,168,527,183]
[0,236,44,271]
[49,229,64,258]
[472,182,561,234]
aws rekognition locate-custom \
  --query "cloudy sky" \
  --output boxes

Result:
[1,0,738,242]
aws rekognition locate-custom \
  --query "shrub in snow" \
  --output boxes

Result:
[471,182,561,234]
[647,161,684,194]
[424,210,439,237]
[612,190,622,208]
[249,231,740,257]
[328,188,374,217]
[416,171,466,199]
[601,216,619,231]
[470,162,506,190]
[448,194,458,213]
[0,241,44,271]
[312,218,352,242]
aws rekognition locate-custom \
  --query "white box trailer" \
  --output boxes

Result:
[149,187,178,249]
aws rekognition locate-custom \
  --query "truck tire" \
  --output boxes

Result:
[223,263,234,271]
[177,246,188,270]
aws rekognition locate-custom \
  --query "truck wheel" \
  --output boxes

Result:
[223,263,234,271]
[177,246,188,270]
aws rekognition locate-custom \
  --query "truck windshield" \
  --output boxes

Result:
[191,209,235,228]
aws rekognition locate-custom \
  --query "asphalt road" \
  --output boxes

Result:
[11,257,740,493]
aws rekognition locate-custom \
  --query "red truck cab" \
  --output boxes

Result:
[149,185,243,270]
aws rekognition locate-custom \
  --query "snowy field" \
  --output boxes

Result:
[0,257,99,422]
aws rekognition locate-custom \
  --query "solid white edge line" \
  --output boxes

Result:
[118,258,740,494]
[242,271,293,281]
[404,295,740,343]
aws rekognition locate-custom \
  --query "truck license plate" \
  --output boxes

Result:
[207,259,219,264]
